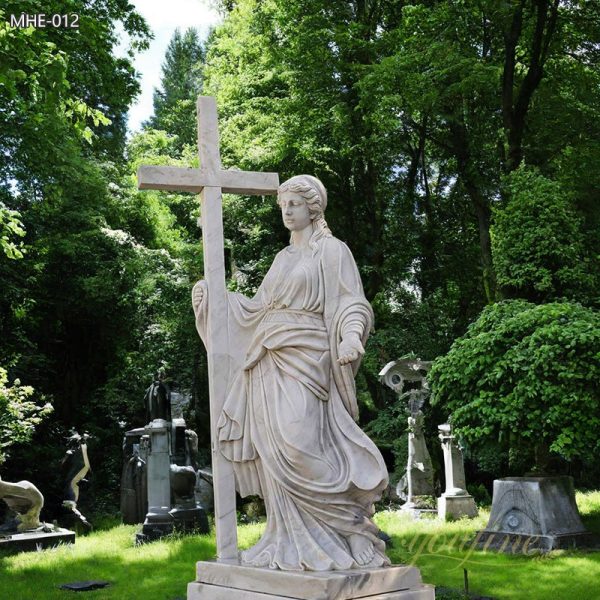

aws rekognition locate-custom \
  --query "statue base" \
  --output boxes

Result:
[170,506,209,534]
[401,496,437,519]
[135,511,174,544]
[437,494,478,521]
[0,527,75,553]
[474,476,594,552]
[187,560,434,599]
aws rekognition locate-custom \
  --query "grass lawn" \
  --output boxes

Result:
[1,491,599,600]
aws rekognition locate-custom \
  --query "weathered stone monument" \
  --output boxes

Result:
[0,476,75,551]
[122,372,208,541]
[137,418,174,542]
[138,97,434,600]
[475,476,592,551]
[61,431,92,529]
[379,357,435,516]
[120,427,147,524]
[437,423,477,520]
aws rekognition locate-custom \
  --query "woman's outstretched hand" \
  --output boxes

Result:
[337,334,365,365]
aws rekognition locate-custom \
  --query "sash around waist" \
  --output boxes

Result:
[262,308,324,326]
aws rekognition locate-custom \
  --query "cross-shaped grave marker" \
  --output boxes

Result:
[137,96,279,559]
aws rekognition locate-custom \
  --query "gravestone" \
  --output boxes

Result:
[138,96,435,600]
[120,427,148,524]
[475,476,593,552]
[133,374,208,542]
[437,423,477,520]
[137,418,174,542]
[379,358,435,516]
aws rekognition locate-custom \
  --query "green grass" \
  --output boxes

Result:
[1,492,599,600]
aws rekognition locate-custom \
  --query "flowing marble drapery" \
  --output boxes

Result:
[194,236,389,571]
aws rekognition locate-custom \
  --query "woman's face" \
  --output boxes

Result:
[279,190,312,231]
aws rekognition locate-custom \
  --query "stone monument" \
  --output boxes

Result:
[138,96,434,599]
[437,423,477,520]
[120,427,148,524]
[61,431,92,529]
[0,476,75,551]
[379,357,435,516]
[475,476,593,551]
[132,373,208,542]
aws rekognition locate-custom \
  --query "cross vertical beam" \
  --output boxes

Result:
[137,96,279,561]
[197,99,238,561]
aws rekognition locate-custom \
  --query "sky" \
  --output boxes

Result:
[118,0,222,133]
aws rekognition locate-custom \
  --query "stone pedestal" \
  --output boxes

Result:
[438,495,478,521]
[437,424,478,521]
[188,561,434,600]
[136,419,174,543]
[475,476,593,551]
[0,528,75,552]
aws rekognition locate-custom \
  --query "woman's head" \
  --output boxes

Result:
[278,175,327,218]
[278,175,331,241]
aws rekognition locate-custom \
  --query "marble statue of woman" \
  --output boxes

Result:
[192,175,389,571]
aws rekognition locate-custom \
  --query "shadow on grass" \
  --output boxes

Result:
[0,527,218,600]
[3,499,600,600]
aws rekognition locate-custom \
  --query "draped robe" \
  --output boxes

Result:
[194,235,389,571]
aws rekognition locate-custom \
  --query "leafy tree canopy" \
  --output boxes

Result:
[492,167,596,304]
[0,367,52,465]
[429,300,600,473]
[146,28,206,149]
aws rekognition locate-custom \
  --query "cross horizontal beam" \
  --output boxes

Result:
[137,165,279,196]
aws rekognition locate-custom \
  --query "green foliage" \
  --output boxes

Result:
[493,167,595,303]
[429,300,600,471]
[147,28,205,148]
[0,367,52,465]
[0,205,25,259]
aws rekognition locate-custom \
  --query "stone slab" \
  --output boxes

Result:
[193,561,432,600]
[188,581,435,600]
[438,495,478,521]
[0,528,75,552]
[481,476,587,536]
[475,530,596,552]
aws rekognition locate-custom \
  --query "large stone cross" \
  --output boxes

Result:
[137,96,279,559]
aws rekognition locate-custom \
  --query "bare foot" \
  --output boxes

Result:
[347,533,375,566]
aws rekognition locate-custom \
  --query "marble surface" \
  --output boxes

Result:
[193,175,390,571]
[188,583,435,600]
[189,561,434,600]
[0,477,44,531]
[438,423,468,496]
[438,495,478,521]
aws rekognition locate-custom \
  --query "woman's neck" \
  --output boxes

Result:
[290,223,314,248]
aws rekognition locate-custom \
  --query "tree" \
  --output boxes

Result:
[0,367,52,465]
[147,28,205,149]
[429,300,600,474]
[492,167,595,304]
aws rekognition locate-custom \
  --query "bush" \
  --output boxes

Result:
[429,300,600,473]
[492,167,594,303]
[0,367,52,465]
